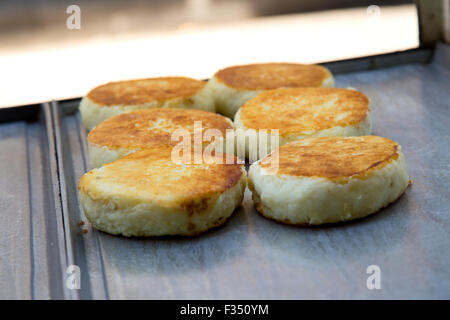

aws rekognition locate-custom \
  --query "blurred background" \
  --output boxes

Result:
[0,0,420,107]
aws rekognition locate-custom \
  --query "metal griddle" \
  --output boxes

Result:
[1,44,449,299]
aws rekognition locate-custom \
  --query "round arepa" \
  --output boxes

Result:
[79,77,215,130]
[87,108,233,168]
[234,87,371,160]
[78,148,246,237]
[248,136,409,226]
[207,63,334,118]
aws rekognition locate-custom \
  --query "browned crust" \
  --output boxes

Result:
[260,136,399,181]
[184,189,245,236]
[78,148,244,209]
[239,88,369,135]
[215,63,331,90]
[88,108,232,150]
[86,77,206,106]
[178,213,232,237]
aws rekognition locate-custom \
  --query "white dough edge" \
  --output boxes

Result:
[79,168,247,237]
[248,149,409,225]
[79,84,215,130]
[88,142,137,169]
[206,74,335,119]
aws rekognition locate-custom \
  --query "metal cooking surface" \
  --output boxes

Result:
[1,44,449,299]
[0,104,65,299]
[53,44,450,299]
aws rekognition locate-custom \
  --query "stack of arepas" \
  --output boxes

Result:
[78,63,410,237]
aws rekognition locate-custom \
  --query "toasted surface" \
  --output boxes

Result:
[233,88,371,161]
[78,148,246,236]
[248,136,409,225]
[207,63,334,119]
[79,148,243,209]
[88,108,233,151]
[260,136,398,181]
[215,63,333,90]
[238,88,370,136]
[87,77,206,106]
[79,77,215,131]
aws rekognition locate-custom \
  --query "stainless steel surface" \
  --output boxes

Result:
[51,44,450,299]
[322,47,432,75]
[1,44,449,300]
[0,104,66,299]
